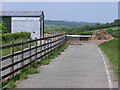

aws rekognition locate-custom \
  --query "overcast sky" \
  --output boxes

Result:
[2,2,118,23]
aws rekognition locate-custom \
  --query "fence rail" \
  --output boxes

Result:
[0,33,67,80]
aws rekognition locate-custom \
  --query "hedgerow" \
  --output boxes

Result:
[2,32,31,42]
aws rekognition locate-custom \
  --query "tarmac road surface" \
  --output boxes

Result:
[17,42,118,88]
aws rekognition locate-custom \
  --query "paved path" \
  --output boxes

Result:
[17,42,118,88]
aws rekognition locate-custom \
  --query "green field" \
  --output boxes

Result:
[88,27,119,32]
[45,26,119,35]
[45,20,98,28]
[80,26,119,33]
[99,36,119,78]
[79,27,120,36]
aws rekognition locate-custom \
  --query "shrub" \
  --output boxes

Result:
[2,32,31,42]
[106,29,120,37]
[0,21,7,34]
[79,31,93,35]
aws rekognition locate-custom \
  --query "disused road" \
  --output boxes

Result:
[17,42,118,88]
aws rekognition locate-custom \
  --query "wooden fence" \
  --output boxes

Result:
[0,33,67,80]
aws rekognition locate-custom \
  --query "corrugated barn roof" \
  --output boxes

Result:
[0,11,43,17]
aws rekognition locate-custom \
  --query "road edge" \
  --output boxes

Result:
[98,47,113,88]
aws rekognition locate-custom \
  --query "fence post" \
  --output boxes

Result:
[43,37,47,54]
[58,35,59,45]
[46,37,48,54]
[43,38,45,56]
[61,34,63,44]
[21,40,24,68]
[47,38,50,52]
[65,33,67,42]
[55,34,57,49]
[58,34,59,45]
[51,35,53,51]
[29,39,32,63]
[53,34,56,50]
[50,37,52,53]
[40,39,42,58]
[52,34,54,50]
[10,41,14,77]
[58,35,60,48]
[55,34,57,48]
[35,37,37,60]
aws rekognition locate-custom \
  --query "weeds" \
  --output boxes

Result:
[40,42,68,65]
[41,58,51,65]
[7,81,16,88]
[19,73,28,80]
[1,41,68,89]
[25,67,39,74]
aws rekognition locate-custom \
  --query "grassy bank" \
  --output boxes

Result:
[99,36,119,77]
[91,26,119,32]
[79,26,119,35]
[45,26,119,35]
[1,41,68,89]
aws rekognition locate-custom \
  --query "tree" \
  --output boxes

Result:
[82,25,89,31]
[114,19,120,23]
[114,19,120,26]
[97,23,100,26]
[0,21,7,34]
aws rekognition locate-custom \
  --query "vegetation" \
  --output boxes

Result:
[41,58,51,65]
[0,22,32,56]
[19,73,28,80]
[99,30,120,78]
[1,39,35,56]
[45,19,120,35]
[78,27,120,36]
[1,32,35,56]
[1,41,68,89]
[0,65,39,89]
[7,81,16,88]
[1,17,119,88]
[45,20,98,28]
[99,36,120,78]
[41,41,68,65]
[107,30,120,37]
[2,32,31,43]
[22,67,39,74]
[89,26,119,32]
[0,21,7,34]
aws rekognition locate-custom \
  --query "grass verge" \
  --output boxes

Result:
[40,42,68,65]
[22,67,39,74]
[1,41,69,89]
[0,64,40,89]
[99,37,119,78]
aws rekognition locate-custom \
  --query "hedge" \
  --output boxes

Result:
[106,30,120,37]
[2,32,31,42]
[79,31,93,35]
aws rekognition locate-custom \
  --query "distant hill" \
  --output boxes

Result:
[45,20,98,28]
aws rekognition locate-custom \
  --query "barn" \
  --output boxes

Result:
[0,11,45,38]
